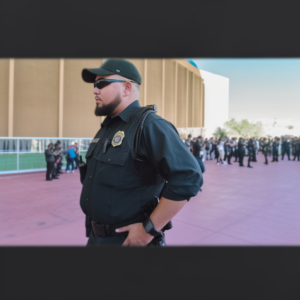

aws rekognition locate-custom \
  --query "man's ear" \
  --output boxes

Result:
[123,81,133,97]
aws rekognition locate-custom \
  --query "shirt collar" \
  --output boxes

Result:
[101,100,141,127]
[118,100,141,122]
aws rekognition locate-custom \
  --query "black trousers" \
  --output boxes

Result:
[56,161,62,173]
[215,149,219,161]
[239,152,245,166]
[264,153,268,164]
[252,151,257,162]
[56,157,62,173]
[272,149,279,161]
[74,156,79,169]
[46,161,54,179]
[210,149,214,159]
[234,150,238,161]
[281,148,290,160]
[248,153,253,167]
[294,149,300,161]
[51,162,57,177]
[227,152,232,164]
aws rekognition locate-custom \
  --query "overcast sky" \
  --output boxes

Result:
[188,58,300,121]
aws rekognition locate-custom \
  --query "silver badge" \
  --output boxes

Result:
[91,138,100,143]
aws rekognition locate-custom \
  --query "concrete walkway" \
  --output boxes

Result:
[0,154,299,246]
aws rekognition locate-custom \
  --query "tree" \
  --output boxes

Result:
[213,127,229,139]
[224,118,264,138]
[287,125,294,130]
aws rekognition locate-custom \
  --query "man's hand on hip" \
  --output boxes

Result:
[115,223,153,246]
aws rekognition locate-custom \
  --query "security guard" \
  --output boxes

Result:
[281,137,291,160]
[271,137,279,162]
[233,137,239,162]
[246,138,254,168]
[79,59,202,246]
[238,137,246,167]
[295,137,300,161]
[262,138,270,165]
[227,137,235,165]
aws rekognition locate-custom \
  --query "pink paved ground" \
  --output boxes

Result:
[1,153,299,246]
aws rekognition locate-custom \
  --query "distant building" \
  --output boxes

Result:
[199,69,229,138]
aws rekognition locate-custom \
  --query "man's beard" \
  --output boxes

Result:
[94,94,122,117]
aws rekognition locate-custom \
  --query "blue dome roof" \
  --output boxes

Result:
[186,59,198,68]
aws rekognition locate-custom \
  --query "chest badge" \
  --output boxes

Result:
[112,131,125,147]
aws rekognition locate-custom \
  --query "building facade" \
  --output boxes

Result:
[199,69,229,138]
[0,59,205,139]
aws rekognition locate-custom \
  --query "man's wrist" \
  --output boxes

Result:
[143,217,162,237]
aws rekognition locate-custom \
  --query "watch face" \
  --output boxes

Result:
[144,220,153,232]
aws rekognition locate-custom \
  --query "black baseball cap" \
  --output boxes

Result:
[82,59,142,85]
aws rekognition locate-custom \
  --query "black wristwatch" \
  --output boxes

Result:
[143,217,163,237]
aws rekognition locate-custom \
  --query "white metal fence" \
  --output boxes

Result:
[0,137,92,175]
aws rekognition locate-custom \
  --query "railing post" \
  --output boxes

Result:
[16,138,19,171]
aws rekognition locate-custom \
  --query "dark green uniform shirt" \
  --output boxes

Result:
[80,101,202,225]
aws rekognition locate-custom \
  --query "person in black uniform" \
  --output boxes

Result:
[73,142,80,169]
[80,59,202,247]
[210,138,216,160]
[292,137,297,161]
[54,141,63,175]
[51,142,59,179]
[190,137,197,155]
[227,137,233,164]
[223,136,229,162]
[233,137,239,162]
[271,137,279,162]
[193,136,205,192]
[281,137,291,160]
[252,137,257,162]
[238,137,245,167]
[294,137,300,161]
[260,138,265,162]
[185,134,192,148]
[286,137,292,160]
[259,138,263,153]
[246,138,254,168]
[45,143,59,181]
[262,138,270,165]
[194,136,205,174]
[231,137,237,162]
[208,137,214,159]
[214,138,220,164]
[204,138,211,160]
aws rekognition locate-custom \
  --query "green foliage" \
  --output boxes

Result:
[224,118,264,138]
[287,125,294,130]
[213,127,229,139]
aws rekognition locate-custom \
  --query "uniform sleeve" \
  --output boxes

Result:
[139,118,203,201]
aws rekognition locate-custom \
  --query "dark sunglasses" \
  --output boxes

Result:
[94,78,137,89]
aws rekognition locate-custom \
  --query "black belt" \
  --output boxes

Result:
[91,212,149,237]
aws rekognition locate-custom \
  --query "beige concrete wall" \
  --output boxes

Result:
[0,58,205,138]
[187,71,194,128]
[163,60,176,124]
[13,59,60,137]
[0,60,9,136]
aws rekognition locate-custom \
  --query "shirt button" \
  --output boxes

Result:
[86,198,89,201]
[108,128,110,131]
[107,158,111,162]
[89,176,92,179]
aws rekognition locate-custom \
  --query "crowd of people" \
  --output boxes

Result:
[44,141,80,181]
[184,135,300,174]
